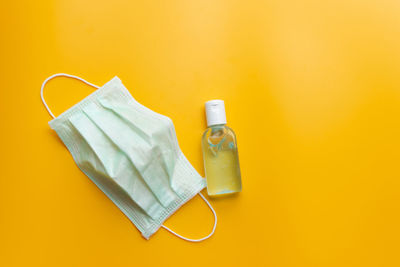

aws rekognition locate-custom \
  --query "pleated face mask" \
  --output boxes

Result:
[40,74,216,241]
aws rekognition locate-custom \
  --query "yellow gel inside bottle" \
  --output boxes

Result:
[202,125,242,196]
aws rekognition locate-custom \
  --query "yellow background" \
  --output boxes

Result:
[1,0,400,266]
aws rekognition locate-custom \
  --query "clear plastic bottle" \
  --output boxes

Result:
[202,100,242,196]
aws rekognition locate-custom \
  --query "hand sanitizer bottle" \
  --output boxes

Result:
[202,100,242,196]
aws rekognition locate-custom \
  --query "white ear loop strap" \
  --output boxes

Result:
[161,193,217,242]
[40,73,100,119]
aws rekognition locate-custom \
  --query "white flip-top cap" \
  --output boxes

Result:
[205,100,227,127]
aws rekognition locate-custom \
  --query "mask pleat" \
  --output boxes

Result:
[82,162,156,229]
[69,111,165,220]
[99,97,154,146]
[98,97,179,193]
[82,102,180,208]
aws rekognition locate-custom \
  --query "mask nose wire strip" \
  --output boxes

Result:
[40,73,100,119]
[161,192,217,242]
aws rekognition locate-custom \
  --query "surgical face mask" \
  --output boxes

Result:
[40,73,217,242]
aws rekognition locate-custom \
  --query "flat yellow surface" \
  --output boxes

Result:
[1,0,400,266]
